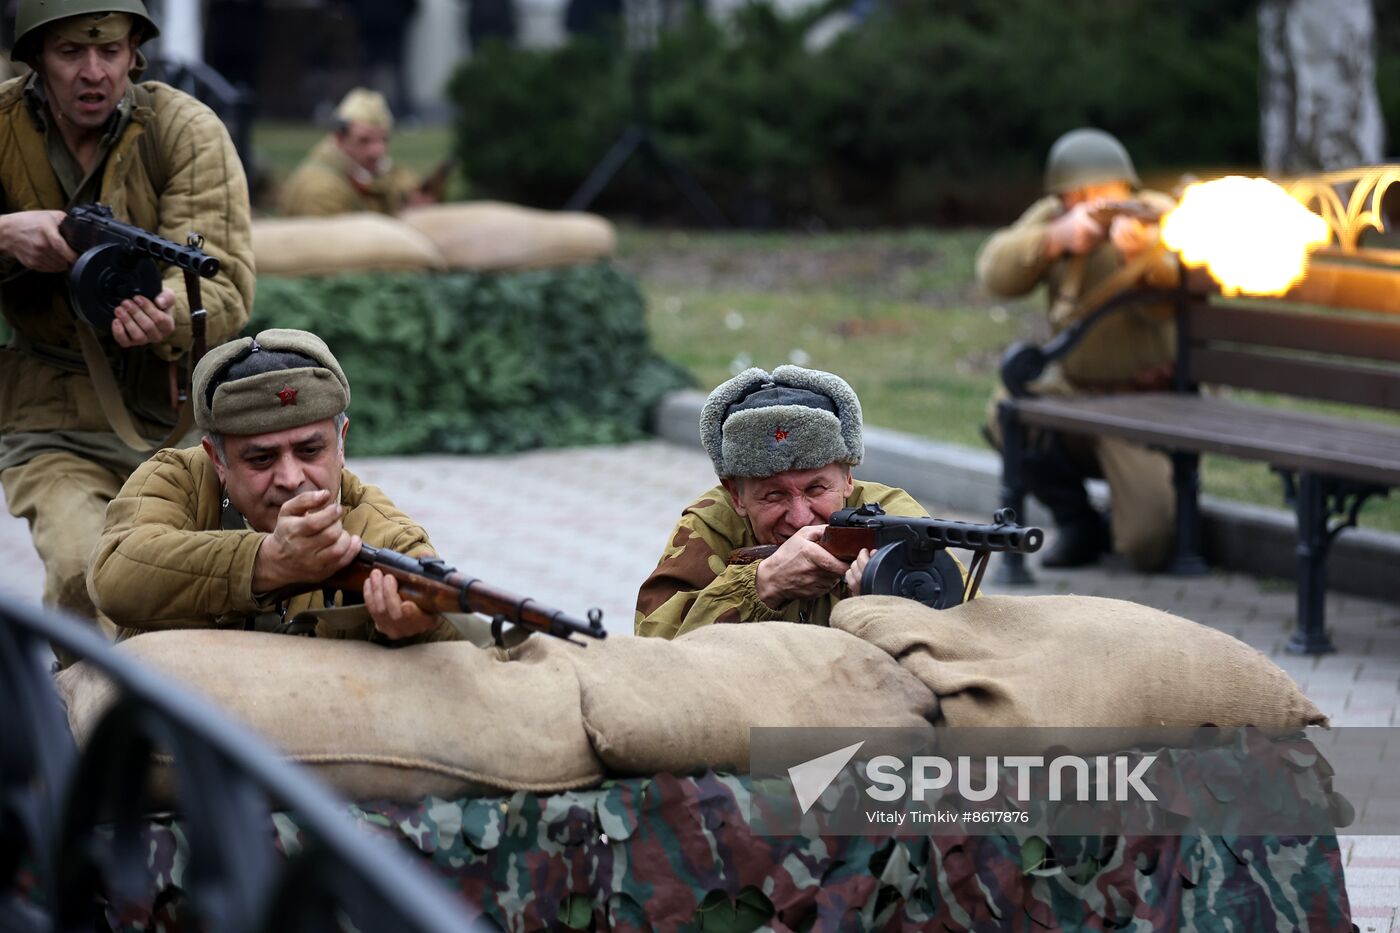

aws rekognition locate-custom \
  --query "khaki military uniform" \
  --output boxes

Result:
[88,445,460,644]
[0,75,256,649]
[976,192,1177,571]
[278,137,420,217]
[636,480,945,639]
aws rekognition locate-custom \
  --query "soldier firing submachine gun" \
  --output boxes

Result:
[55,204,223,452]
[60,202,220,365]
[728,504,1043,610]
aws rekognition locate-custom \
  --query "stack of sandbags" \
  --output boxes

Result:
[832,594,1327,730]
[251,213,446,277]
[57,630,602,801]
[510,621,940,776]
[56,622,939,800]
[400,201,616,271]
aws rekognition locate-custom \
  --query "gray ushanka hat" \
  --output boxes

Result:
[700,365,863,479]
[193,329,351,435]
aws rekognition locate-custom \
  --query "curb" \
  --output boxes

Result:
[653,390,1400,603]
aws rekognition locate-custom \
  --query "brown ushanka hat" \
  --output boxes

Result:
[193,329,351,435]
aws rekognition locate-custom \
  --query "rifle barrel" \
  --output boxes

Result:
[355,545,605,643]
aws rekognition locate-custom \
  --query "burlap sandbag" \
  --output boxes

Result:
[399,201,616,271]
[512,622,939,776]
[252,213,447,276]
[56,630,603,802]
[832,595,1327,730]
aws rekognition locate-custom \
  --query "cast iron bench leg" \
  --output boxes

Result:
[993,400,1035,586]
[1168,451,1209,576]
[1289,472,1337,655]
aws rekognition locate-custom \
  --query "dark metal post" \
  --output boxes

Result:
[992,400,1034,586]
[1288,472,1336,655]
[0,595,487,931]
[1167,451,1209,576]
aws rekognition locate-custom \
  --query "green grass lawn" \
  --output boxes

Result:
[617,227,1400,533]
[236,125,1400,534]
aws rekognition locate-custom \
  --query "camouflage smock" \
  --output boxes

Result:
[635,480,930,639]
[975,191,1178,389]
[88,445,460,645]
[278,136,420,217]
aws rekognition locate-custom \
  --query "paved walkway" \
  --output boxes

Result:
[2,440,1397,929]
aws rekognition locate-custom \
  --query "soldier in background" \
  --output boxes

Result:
[976,128,1177,571]
[0,0,255,664]
[89,328,461,645]
[278,87,427,217]
[635,365,955,639]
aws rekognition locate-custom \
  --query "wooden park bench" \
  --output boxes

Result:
[994,167,1400,654]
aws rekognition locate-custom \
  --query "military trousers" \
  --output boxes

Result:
[985,385,1174,573]
[1,451,125,666]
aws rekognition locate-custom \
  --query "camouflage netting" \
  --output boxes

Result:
[247,265,689,455]
[106,772,1349,931]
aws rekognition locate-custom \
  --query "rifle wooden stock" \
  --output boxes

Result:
[321,544,605,645]
[728,526,881,564]
[416,158,457,204]
[1088,198,1166,229]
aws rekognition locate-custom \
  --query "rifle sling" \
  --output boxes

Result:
[1053,242,1167,329]
[72,323,192,453]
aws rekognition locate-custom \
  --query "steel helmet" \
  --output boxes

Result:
[11,0,159,63]
[1044,128,1140,195]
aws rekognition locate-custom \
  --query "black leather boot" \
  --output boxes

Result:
[1023,437,1110,568]
[1039,511,1111,568]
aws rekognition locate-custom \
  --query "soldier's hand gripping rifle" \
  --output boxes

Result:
[1086,198,1166,231]
[60,203,221,368]
[320,544,607,646]
[728,504,1043,610]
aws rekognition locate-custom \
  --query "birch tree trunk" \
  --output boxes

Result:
[1259,0,1385,174]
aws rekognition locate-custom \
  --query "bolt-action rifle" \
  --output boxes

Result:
[319,544,607,646]
[728,504,1043,610]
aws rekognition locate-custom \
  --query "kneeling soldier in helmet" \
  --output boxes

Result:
[636,365,963,639]
[88,329,460,644]
[976,127,1177,572]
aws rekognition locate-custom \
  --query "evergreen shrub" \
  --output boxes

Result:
[449,0,1264,226]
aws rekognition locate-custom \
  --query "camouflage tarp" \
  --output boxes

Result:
[114,771,1349,931]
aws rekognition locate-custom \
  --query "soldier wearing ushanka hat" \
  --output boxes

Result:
[636,365,961,639]
[88,329,461,646]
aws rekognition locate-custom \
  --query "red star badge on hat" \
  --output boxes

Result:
[774,426,789,442]
[277,385,298,407]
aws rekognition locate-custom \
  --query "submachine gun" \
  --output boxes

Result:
[56,204,223,451]
[320,544,608,647]
[59,203,220,361]
[728,505,1043,610]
